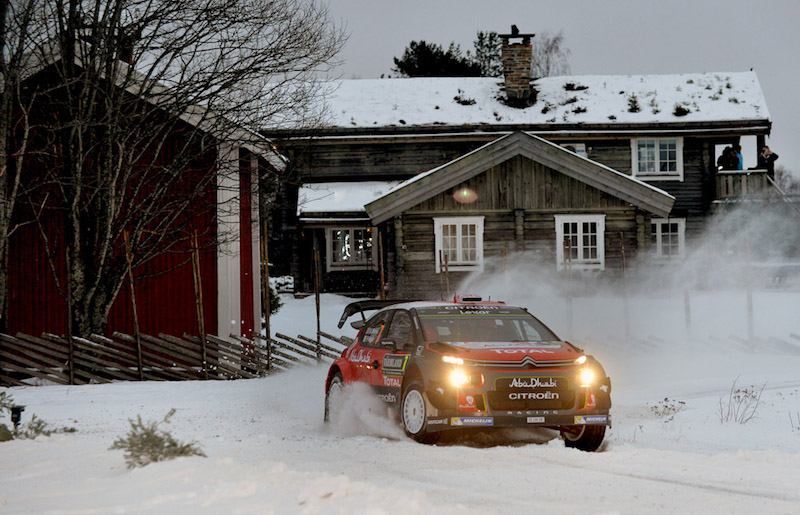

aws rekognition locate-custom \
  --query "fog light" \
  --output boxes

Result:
[442,355,464,365]
[449,369,469,388]
[579,368,596,387]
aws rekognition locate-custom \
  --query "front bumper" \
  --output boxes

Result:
[425,410,611,431]
[421,368,612,432]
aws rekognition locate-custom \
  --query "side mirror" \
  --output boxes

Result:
[350,320,364,330]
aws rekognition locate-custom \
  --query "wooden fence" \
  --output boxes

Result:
[0,330,352,387]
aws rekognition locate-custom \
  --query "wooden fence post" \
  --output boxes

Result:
[378,231,386,301]
[314,248,321,359]
[66,246,74,385]
[444,253,450,299]
[564,239,574,337]
[621,233,630,340]
[191,231,208,379]
[438,250,444,300]
[123,231,144,380]
[260,219,271,370]
[683,289,692,335]
[745,232,754,342]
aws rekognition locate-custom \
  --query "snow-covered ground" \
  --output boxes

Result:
[2,288,800,514]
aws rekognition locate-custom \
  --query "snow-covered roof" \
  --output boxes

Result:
[297,181,402,216]
[320,72,768,129]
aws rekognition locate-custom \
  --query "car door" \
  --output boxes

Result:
[370,310,415,400]
[347,310,392,384]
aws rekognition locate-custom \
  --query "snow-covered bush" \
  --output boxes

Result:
[110,409,205,469]
[717,379,765,425]
[0,391,12,412]
[0,392,12,441]
[791,412,800,433]
[0,392,76,440]
[650,397,686,422]
[673,104,691,117]
[14,414,76,439]
[453,89,476,106]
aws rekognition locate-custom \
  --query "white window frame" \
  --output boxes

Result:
[555,214,606,270]
[433,216,484,273]
[631,137,684,181]
[325,226,378,272]
[651,218,686,260]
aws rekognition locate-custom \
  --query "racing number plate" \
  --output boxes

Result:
[382,354,408,376]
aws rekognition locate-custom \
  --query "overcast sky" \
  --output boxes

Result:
[326,0,800,176]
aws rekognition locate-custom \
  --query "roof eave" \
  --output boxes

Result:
[266,118,772,140]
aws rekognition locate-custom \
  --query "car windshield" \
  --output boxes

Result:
[416,305,559,343]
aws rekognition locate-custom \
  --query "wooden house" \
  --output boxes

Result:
[265,33,779,298]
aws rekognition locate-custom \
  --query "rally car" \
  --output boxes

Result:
[324,295,612,451]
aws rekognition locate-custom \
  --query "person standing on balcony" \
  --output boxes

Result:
[717,146,739,170]
[756,146,779,178]
[733,144,744,170]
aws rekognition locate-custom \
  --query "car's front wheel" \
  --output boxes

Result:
[401,380,438,444]
[561,424,606,452]
[324,372,344,423]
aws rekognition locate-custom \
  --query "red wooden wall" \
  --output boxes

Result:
[7,141,220,338]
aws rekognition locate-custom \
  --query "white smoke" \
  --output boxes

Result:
[458,204,800,344]
[326,382,406,440]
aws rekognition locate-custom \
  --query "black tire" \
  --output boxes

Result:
[562,424,606,452]
[400,380,439,444]
[324,372,343,423]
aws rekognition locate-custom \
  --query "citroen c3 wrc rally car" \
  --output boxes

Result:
[324,295,612,451]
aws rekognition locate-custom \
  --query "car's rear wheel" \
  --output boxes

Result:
[561,424,606,452]
[324,372,344,423]
[401,380,438,444]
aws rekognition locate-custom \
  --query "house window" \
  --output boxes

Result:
[433,216,484,272]
[631,138,684,181]
[326,227,377,271]
[555,214,605,270]
[651,218,686,260]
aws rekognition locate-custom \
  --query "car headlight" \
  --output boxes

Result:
[574,355,587,365]
[449,369,469,388]
[442,355,464,365]
[447,368,484,388]
[579,368,596,387]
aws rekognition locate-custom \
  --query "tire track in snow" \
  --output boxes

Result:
[534,454,800,503]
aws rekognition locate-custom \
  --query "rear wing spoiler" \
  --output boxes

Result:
[337,300,410,328]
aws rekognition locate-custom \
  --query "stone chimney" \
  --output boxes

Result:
[499,26,535,105]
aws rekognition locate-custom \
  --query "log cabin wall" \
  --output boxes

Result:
[582,136,715,245]
[270,131,728,296]
[386,155,649,299]
[286,138,490,180]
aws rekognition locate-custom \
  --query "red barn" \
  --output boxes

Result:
[6,51,285,341]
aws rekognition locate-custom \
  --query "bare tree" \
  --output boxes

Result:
[0,0,42,332]
[775,165,800,194]
[531,30,571,78]
[5,0,345,335]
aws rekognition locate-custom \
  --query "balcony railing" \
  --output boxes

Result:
[715,169,773,198]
